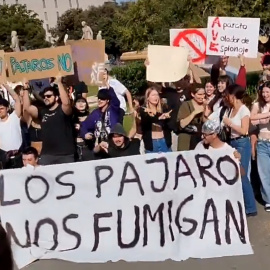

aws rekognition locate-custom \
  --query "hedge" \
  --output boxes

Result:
[111,61,147,96]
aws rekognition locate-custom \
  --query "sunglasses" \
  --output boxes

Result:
[44,94,53,98]
[202,133,214,137]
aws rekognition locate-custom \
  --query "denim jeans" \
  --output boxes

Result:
[257,140,270,205]
[230,137,257,214]
[146,138,172,154]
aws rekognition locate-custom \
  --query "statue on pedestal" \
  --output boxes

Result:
[81,21,93,40]
[96,31,102,40]
[10,31,20,52]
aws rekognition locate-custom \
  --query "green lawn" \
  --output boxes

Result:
[88,86,98,97]
[123,114,133,133]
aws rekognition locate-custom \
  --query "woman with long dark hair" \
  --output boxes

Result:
[223,84,257,216]
[177,84,205,151]
[0,224,13,270]
[73,97,94,161]
[251,81,270,212]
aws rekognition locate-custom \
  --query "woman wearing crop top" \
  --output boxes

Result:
[223,84,257,216]
[140,87,172,153]
[251,81,270,212]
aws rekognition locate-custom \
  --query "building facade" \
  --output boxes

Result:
[2,0,115,42]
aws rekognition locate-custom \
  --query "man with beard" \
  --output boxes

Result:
[24,77,75,165]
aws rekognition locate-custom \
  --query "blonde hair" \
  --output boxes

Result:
[144,87,162,113]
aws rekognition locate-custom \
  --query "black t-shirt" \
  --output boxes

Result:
[108,139,140,158]
[38,105,75,156]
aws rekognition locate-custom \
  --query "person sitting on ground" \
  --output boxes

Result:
[81,87,120,147]
[94,123,140,158]
[0,224,13,270]
[22,146,39,167]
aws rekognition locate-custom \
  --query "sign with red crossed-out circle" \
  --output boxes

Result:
[170,29,207,64]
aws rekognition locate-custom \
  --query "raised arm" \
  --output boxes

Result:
[125,89,134,113]
[22,88,38,119]
[55,76,72,115]
[3,84,21,117]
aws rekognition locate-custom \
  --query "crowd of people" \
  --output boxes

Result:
[0,54,269,221]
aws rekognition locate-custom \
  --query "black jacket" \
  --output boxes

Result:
[107,123,140,158]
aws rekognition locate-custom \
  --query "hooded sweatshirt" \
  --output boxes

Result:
[107,123,140,158]
[80,87,120,143]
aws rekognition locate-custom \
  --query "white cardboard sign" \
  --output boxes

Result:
[206,17,260,58]
[0,150,253,269]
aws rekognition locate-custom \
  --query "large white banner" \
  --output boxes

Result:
[0,150,253,269]
[206,16,260,58]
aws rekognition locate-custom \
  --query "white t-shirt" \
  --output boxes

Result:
[195,141,235,154]
[99,79,127,111]
[0,112,22,151]
[0,85,15,108]
[252,102,270,136]
[213,98,222,112]
[229,105,250,138]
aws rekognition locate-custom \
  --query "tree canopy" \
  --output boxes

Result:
[0,4,50,50]
[51,0,270,54]
[50,3,124,56]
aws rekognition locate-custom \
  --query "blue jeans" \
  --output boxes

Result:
[230,137,257,214]
[257,140,270,205]
[146,138,172,154]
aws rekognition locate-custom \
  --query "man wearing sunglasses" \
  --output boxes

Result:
[24,76,75,165]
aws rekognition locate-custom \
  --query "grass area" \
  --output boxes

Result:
[123,114,133,133]
[88,86,98,97]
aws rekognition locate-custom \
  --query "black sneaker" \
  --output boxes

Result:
[265,205,270,212]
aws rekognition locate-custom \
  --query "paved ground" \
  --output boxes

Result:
[19,203,269,270]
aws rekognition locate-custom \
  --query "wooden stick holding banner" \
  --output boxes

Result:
[5,45,74,82]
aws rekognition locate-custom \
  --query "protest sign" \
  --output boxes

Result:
[0,150,253,269]
[206,17,260,58]
[170,28,207,64]
[66,40,105,86]
[0,50,6,83]
[5,46,74,82]
[147,45,189,82]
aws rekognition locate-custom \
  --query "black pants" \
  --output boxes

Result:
[119,109,125,125]
[39,154,75,166]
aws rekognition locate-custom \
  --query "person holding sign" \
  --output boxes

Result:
[24,76,75,165]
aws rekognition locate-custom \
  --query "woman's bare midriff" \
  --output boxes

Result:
[259,131,270,140]
[152,123,164,139]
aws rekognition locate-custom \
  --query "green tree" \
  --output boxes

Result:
[50,3,124,57]
[0,4,50,50]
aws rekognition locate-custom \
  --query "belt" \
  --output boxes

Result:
[230,135,249,141]
[258,137,270,142]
